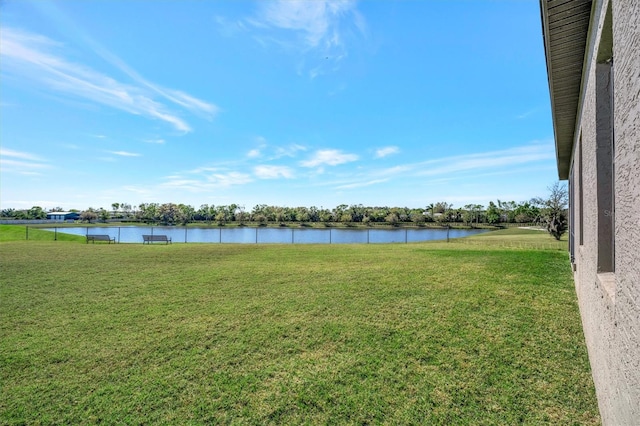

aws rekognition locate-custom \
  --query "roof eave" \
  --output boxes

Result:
[539,0,593,180]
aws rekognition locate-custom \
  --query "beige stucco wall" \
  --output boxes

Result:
[570,0,639,424]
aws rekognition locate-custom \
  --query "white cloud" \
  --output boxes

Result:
[163,89,218,116]
[345,142,554,183]
[78,30,218,119]
[414,143,554,177]
[273,143,307,158]
[108,151,141,157]
[258,0,357,49]
[215,16,247,38]
[122,185,152,195]
[248,0,365,77]
[300,149,358,167]
[254,165,294,179]
[144,138,165,145]
[247,148,262,158]
[335,178,389,190]
[248,142,307,160]
[0,148,45,162]
[160,170,253,192]
[188,166,220,174]
[247,136,269,158]
[62,144,81,150]
[304,141,554,193]
[516,108,537,119]
[207,172,253,187]
[0,27,217,133]
[375,146,399,158]
[0,158,50,170]
[378,165,412,176]
[0,148,50,175]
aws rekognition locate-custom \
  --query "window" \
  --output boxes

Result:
[595,2,615,279]
[569,166,575,263]
[579,135,584,246]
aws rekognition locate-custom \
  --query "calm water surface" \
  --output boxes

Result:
[44,226,491,244]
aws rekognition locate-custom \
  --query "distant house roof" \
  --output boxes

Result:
[540,0,593,179]
[47,211,79,217]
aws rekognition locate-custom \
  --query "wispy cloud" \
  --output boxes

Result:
[258,0,357,48]
[248,142,307,160]
[303,141,554,193]
[335,178,389,190]
[162,89,218,117]
[0,148,45,162]
[248,0,366,77]
[247,136,269,158]
[348,142,554,183]
[273,143,307,159]
[61,144,81,150]
[247,148,262,158]
[0,159,50,171]
[0,148,50,175]
[146,141,552,200]
[144,138,165,145]
[215,16,248,38]
[254,165,294,179]
[375,146,399,158]
[108,151,141,157]
[0,27,217,133]
[205,172,253,187]
[300,149,359,167]
[160,169,253,192]
[414,143,554,177]
[516,108,537,119]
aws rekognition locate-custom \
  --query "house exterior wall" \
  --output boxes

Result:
[569,0,639,424]
[46,212,80,222]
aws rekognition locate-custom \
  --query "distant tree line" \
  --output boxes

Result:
[0,183,568,238]
[86,201,545,227]
[0,206,50,220]
[1,200,542,226]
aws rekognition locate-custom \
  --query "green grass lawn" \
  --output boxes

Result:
[0,224,86,243]
[0,227,599,424]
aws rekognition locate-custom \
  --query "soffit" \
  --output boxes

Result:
[540,0,593,179]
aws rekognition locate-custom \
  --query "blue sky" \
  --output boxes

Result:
[0,0,556,211]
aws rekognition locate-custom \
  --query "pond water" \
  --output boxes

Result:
[43,226,490,244]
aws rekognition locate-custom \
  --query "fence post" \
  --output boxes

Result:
[185,227,188,243]
[26,226,28,240]
[55,227,57,241]
[118,227,121,244]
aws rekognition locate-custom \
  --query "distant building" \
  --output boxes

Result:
[541,0,639,424]
[46,211,80,222]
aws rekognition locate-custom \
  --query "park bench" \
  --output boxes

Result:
[86,234,116,244]
[142,235,171,244]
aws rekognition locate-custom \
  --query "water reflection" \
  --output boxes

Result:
[43,226,490,244]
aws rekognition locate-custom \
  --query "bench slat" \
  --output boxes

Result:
[142,235,171,244]
[86,235,115,244]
